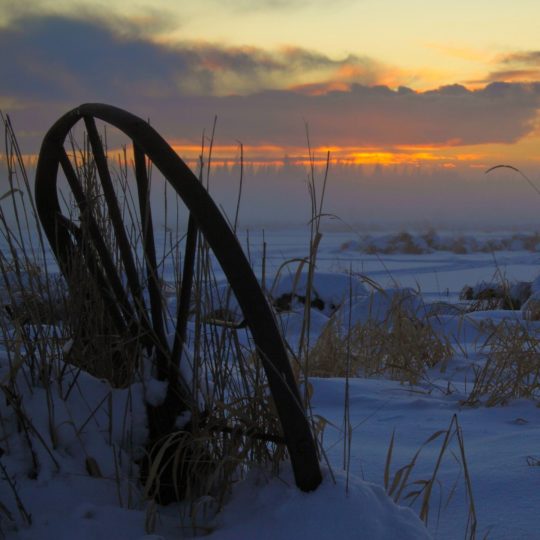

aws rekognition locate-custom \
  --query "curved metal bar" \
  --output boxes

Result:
[34,103,322,492]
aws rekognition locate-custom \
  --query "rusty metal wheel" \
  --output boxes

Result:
[35,103,322,492]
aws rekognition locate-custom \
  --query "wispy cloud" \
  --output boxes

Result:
[499,51,540,65]
[3,14,540,155]
[479,50,540,83]
[0,14,392,100]
[196,0,347,13]
[0,0,179,37]
[424,42,491,63]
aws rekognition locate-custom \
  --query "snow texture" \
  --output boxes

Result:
[4,229,540,539]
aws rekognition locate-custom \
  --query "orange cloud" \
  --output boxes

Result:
[287,81,351,95]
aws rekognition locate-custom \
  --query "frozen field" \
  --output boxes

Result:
[3,227,540,539]
[238,228,540,297]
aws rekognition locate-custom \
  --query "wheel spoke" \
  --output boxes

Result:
[171,214,197,372]
[83,116,147,318]
[59,148,135,333]
[134,142,171,378]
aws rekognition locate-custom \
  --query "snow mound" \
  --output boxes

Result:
[333,288,426,329]
[211,469,431,540]
[272,271,368,315]
[277,308,330,354]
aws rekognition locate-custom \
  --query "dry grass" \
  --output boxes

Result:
[0,114,294,534]
[459,278,531,312]
[308,295,452,384]
[384,415,477,539]
[464,320,540,406]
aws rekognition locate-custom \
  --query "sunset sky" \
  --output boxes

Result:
[0,0,540,167]
[2,0,540,224]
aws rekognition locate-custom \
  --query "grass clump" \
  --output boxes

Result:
[342,229,540,255]
[459,279,531,311]
[464,320,540,406]
[308,292,452,384]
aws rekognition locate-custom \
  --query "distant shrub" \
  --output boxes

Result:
[339,229,540,254]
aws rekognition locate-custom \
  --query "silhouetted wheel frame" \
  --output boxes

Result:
[35,103,322,492]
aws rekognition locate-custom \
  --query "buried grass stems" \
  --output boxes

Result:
[384,414,477,540]
[0,117,285,530]
[464,320,540,406]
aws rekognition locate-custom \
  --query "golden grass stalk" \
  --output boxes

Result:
[384,415,477,539]
[464,320,540,406]
[309,296,452,384]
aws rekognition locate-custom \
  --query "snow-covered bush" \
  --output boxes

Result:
[308,289,452,382]
[271,270,368,316]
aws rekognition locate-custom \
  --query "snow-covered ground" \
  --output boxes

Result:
[3,228,540,539]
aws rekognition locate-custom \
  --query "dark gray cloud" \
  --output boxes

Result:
[153,82,540,148]
[0,15,192,101]
[482,51,540,82]
[485,69,540,82]
[500,51,540,65]
[2,14,540,154]
[0,0,179,38]
[0,14,382,101]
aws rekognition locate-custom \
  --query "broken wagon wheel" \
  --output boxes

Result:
[34,103,322,492]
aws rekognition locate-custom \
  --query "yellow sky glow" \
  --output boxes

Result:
[3,1,540,169]
[166,140,540,170]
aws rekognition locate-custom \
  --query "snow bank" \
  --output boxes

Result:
[272,271,368,315]
[332,288,426,329]
[210,469,431,540]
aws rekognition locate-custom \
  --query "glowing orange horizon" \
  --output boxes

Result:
[3,132,539,175]
[166,140,519,169]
